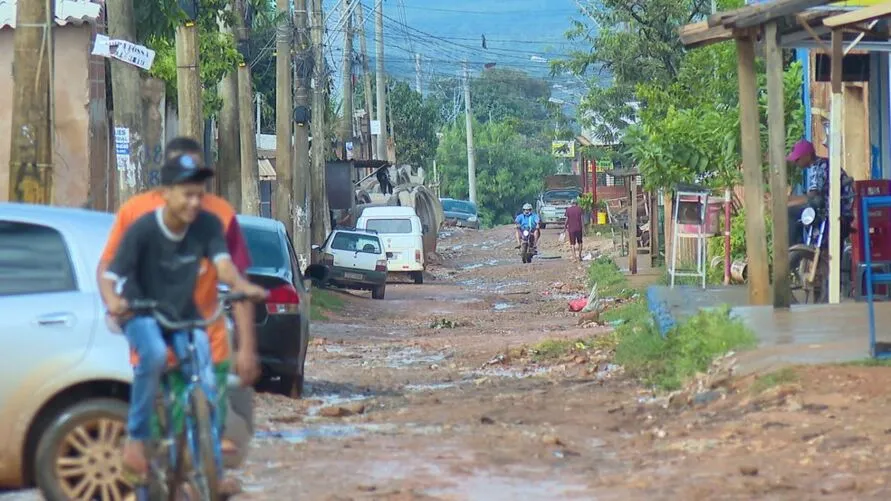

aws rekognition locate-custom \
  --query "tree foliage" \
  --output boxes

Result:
[387,81,440,168]
[436,119,555,227]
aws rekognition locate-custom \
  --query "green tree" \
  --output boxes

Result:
[436,119,556,227]
[387,81,441,168]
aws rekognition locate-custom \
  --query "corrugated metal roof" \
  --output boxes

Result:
[0,0,102,30]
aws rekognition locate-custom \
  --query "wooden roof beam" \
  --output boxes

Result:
[824,1,891,29]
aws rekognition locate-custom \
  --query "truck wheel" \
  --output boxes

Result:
[412,271,424,285]
[372,284,386,300]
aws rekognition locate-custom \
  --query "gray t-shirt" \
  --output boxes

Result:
[106,208,230,323]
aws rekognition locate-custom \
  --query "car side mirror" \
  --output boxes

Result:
[311,244,321,251]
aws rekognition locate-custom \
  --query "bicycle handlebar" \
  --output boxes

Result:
[128,292,252,332]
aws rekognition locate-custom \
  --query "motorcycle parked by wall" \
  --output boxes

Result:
[520,229,536,264]
[788,204,852,304]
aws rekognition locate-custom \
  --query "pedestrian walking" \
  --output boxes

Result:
[564,198,584,262]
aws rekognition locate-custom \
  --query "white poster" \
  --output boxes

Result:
[370,120,381,135]
[93,34,156,71]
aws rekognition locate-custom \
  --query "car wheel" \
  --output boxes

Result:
[372,284,386,300]
[412,271,424,285]
[272,373,304,398]
[35,398,131,501]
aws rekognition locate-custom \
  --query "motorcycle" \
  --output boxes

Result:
[520,228,536,264]
[788,204,852,304]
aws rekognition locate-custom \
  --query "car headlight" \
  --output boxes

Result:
[800,207,816,226]
[467,216,478,222]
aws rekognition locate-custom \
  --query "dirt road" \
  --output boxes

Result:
[233,226,891,500]
[5,226,891,500]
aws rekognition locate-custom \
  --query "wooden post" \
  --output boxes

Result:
[828,29,843,304]
[217,2,242,208]
[274,0,294,231]
[629,176,638,274]
[8,0,53,203]
[736,35,771,305]
[310,0,331,245]
[175,21,203,145]
[356,3,376,160]
[237,63,260,215]
[650,190,660,268]
[339,0,354,158]
[766,22,791,308]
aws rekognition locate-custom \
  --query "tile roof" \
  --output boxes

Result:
[0,0,101,30]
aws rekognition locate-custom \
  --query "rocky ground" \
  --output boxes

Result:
[5,225,891,500]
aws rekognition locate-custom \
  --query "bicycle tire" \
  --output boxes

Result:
[189,386,221,501]
[165,431,188,501]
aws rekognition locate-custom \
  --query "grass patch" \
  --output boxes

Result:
[614,304,757,391]
[529,339,577,361]
[751,367,799,393]
[310,288,345,321]
[587,256,629,297]
[841,358,891,367]
[601,297,648,324]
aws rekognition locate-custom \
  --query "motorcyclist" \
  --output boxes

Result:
[515,203,541,252]
[787,139,854,245]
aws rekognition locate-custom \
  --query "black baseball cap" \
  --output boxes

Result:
[160,153,214,185]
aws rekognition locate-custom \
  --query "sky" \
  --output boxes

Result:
[320,0,590,105]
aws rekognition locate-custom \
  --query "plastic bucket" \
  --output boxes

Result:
[597,212,607,225]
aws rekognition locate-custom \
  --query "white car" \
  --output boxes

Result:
[356,206,426,284]
[315,228,389,299]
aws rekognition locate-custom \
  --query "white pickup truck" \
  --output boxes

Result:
[536,175,582,229]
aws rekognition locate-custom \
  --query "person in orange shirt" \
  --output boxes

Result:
[97,137,259,491]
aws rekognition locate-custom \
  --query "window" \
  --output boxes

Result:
[242,226,287,270]
[365,218,413,234]
[441,200,477,215]
[543,190,581,202]
[0,221,76,296]
[330,232,382,254]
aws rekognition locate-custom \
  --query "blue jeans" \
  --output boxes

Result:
[123,316,217,442]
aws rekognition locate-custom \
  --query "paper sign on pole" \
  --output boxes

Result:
[370,120,381,135]
[92,34,156,71]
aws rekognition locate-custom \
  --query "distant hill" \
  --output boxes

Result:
[324,0,590,104]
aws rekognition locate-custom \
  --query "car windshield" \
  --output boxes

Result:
[441,200,477,214]
[331,232,382,254]
[543,190,580,201]
[242,226,286,269]
[365,218,413,234]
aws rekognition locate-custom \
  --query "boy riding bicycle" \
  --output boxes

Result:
[98,154,266,484]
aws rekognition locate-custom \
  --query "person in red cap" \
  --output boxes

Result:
[787,138,854,243]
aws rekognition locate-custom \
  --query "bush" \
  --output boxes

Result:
[615,304,757,391]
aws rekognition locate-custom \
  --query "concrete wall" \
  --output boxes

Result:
[0,26,95,207]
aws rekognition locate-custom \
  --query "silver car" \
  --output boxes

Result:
[0,203,253,500]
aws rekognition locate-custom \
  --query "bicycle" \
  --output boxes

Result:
[126,291,252,501]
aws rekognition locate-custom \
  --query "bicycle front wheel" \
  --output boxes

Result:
[188,386,220,501]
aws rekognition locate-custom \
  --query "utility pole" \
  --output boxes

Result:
[235,0,260,215]
[107,0,145,202]
[310,0,331,245]
[415,53,422,94]
[463,61,477,204]
[339,0,354,159]
[374,0,387,161]
[274,0,294,230]
[8,0,54,203]
[176,19,203,145]
[217,3,241,208]
[293,0,311,267]
[356,3,376,160]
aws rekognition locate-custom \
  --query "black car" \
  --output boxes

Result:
[238,215,326,397]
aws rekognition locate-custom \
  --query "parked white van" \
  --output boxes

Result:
[356,206,426,284]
